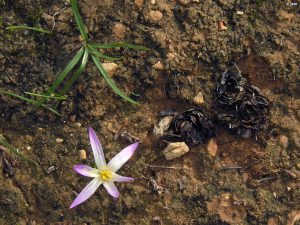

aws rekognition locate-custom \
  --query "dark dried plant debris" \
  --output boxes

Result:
[216,64,270,138]
[168,108,216,145]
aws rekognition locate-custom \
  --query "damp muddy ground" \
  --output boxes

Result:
[0,0,299,224]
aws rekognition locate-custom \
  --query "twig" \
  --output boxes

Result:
[221,166,244,171]
[148,164,186,170]
[257,176,278,182]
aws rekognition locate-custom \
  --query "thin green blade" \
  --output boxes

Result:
[35,46,84,107]
[70,0,88,41]
[0,88,60,115]
[60,46,89,95]
[87,44,122,61]
[0,135,34,164]
[91,55,138,105]
[91,42,149,51]
[5,25,52,34]
[24,92,66,100]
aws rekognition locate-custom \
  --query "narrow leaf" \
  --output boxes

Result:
[24,92,66,100]
[5,25,52,34]
[0,135,34,164]
[60,46,89,95]
[91,42,149,51]
[91,55,138,105]
[35,46,84,107]
[87,44,122,61]
[0,88,60,115]
[71,0,88,41]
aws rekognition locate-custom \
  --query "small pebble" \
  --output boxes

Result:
[47,166,56,174]
[277,135,289,149]
[236,11,244,15]
[207,139,217,157]
[102,62,118,76]
[79,150,87,160]
[150,0,156,4]
[163,142,189,160]
[218,21,227,31]
[112,23,126,39]
[178,0,190,5]
[74,122,82,128]
[70,115,76,122]
[193,91,204,105]
[134,0,144,7]
[153,116,173,137]
[152,61,164,70]
[56,138,64,143]
[149,10,163,22]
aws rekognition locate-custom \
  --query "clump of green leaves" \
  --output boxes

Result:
[36,0,148,107]
[1,0,148,114]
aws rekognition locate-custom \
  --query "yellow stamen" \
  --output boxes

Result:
[100,170,112,181]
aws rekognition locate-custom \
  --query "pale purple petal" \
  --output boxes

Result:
[70,178,102,208]
[74,165,99,177]
[107,142,139,172]
[89,127,106,169]
[112,173,134,182]
[103,181,120,198]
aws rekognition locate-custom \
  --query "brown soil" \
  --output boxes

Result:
[0,0,299,225]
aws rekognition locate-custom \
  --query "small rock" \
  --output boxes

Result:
[74,122,82,128]
[152,61,164,70]
[153,116,173,137]
[70,115,76,122]
[79,150,87,160]
[178,0,190,5]
[167,52,175,60]
[150,0,156,4]
[207,139,217,157]
[218,21,227,31]
[47,166,56,174]
[193,91,204,105]
[112,23,126,39]
[236,11,244,15]
[134,0,144,7]
[149,10,163,22]
[55,138,64,143]
[277,135,289,149]
[102,62,118,76]
[163,142,189,160]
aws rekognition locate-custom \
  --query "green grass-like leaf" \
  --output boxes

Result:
[71,0,88,41]
[0,88,59,115]
[60,46,89,95]
[35,46,84,107]
[91,42,149,51]
[6,25,52,34]
[91,55,138,105]
[0,135,34,164]
[87,44,122,61]
[24,92,66,100]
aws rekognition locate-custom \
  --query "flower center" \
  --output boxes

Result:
[100,170,112,181]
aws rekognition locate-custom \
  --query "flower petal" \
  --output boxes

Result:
[74,165,99,177]
[112,173,134,182]
[70,178,102,208]
[107,142,139,172]
[103,181,120,198]
[89,127,106,169]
